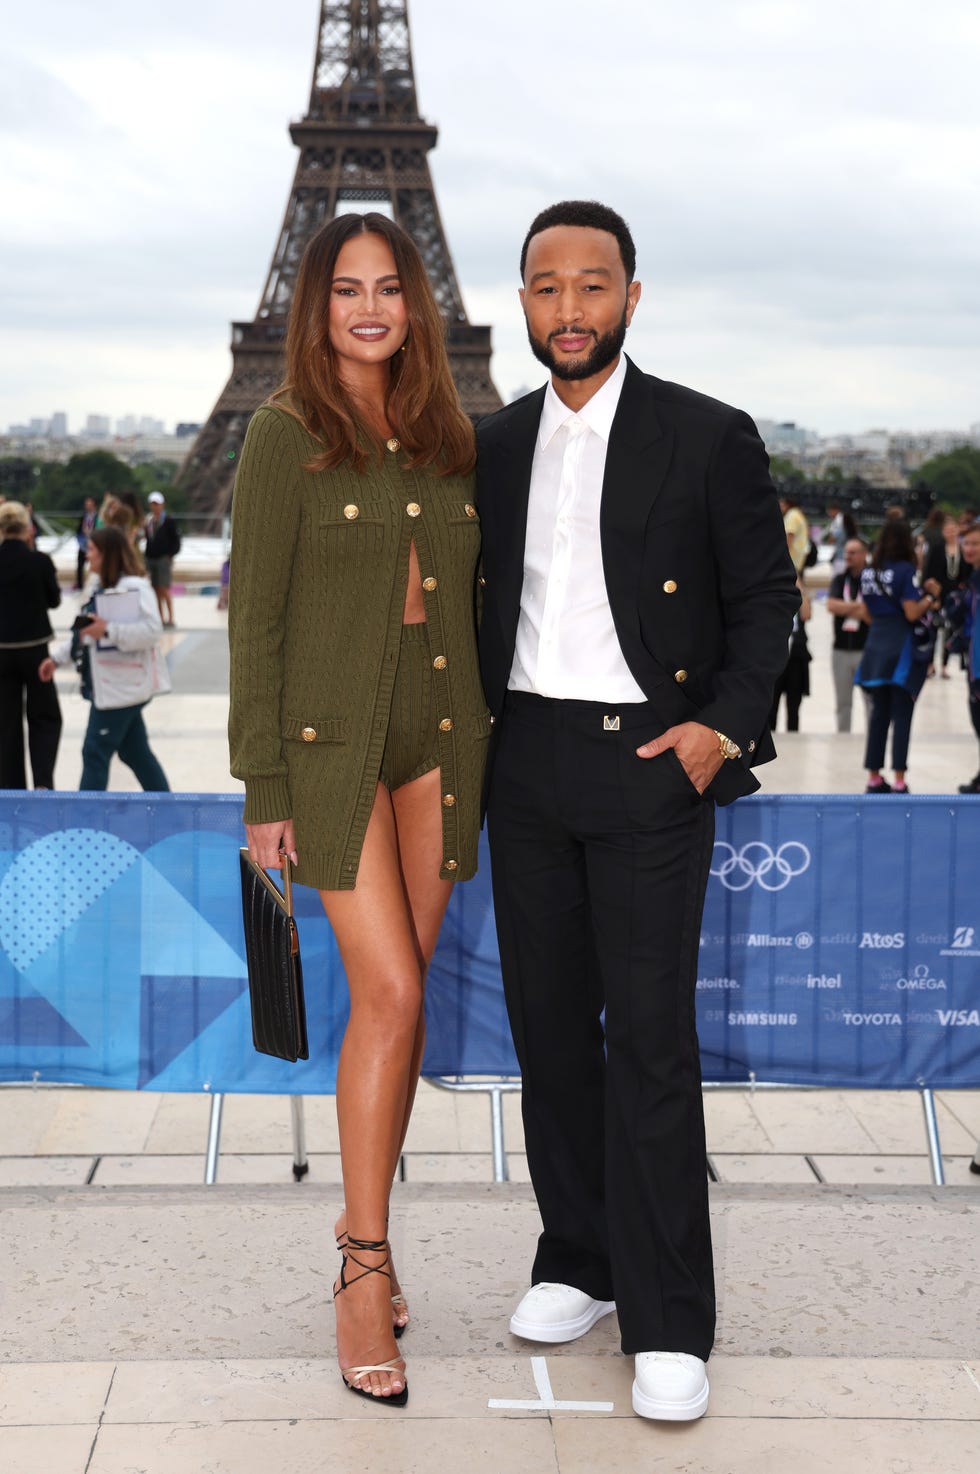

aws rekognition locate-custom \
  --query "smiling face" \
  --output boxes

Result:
[520,224,640,388]
[327,231,410,384]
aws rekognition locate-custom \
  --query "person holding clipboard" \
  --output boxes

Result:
[39,527,171,791]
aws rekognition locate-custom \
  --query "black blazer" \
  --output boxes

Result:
[476,358,800,805]
[0,539,61,646]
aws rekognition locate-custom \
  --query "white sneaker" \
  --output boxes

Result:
[632,1352,709,1420]
[509,1282,616,1343]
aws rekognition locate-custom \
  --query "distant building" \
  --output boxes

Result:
[84,414,111,439]
[175,423,201,439]
[50,412,68,439]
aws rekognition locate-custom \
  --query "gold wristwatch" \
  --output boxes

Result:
[714,730,742,761]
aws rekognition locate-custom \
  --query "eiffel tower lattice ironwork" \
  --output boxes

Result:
[177,0,502,518]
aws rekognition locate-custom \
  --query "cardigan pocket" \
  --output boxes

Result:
[317,501,387,576]
[283,716,349,744]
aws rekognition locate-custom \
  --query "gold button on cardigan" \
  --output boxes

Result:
[228,404,491,890]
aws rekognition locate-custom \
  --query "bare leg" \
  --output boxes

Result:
[322,772,452,1397]
[334,767,453,1333]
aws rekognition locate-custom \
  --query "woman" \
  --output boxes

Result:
[856,519,941,793]
[39,527,170,791]
[228,214,487,1408]
[0,500,63,789]
[100,493,145,568]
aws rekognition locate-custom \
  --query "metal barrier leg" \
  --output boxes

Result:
[919,1087,945,1186]
[204,1092,225,1184]
[490,1086,508,1183]
[291,1096,309,1181]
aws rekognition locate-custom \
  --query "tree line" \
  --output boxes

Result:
[2,444,979,521]
[0,451,188,519]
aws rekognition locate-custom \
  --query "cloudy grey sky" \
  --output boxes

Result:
[2,0,979,435]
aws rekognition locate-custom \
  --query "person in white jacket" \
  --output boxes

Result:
[39,527,171,791]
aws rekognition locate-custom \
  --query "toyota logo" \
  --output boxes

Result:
[710,841,812,892]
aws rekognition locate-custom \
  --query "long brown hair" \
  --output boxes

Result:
[871,518,916,570]
[90,527,143,589]
[274,212,475,476]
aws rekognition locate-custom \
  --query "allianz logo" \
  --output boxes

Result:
[936,1009,980,1026]
[733,932,813,949]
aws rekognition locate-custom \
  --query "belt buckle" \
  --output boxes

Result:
[603,714,620,731]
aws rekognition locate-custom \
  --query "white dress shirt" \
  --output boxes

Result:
[508,354,647,702]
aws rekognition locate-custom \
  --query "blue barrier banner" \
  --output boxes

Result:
[0,793,977,1092]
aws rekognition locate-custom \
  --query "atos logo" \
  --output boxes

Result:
[709,841,811,892]
[859,931,905,949]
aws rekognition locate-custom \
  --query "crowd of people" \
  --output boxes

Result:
[772,497,980,795]
[0,488,179,792]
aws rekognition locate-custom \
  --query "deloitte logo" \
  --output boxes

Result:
[709,841,811,892]
[940,926,980,958]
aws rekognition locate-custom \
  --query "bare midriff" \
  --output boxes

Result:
[402,538,426,624]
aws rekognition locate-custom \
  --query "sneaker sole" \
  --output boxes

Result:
[631,1375,709,1421]
[509,1298,616,1343]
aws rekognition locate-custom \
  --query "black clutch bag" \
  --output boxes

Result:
[239,848,309,1062]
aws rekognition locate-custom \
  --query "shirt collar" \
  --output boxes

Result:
[538,353,628,450]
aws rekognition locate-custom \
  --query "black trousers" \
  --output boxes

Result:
[486,691,716,1359]
[0,644,62,789]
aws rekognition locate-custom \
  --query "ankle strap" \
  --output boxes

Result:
[344,1235,388,1253]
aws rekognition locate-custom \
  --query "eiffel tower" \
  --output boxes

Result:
[177,0,502,518]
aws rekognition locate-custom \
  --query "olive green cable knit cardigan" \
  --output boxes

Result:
[228,404,490,890]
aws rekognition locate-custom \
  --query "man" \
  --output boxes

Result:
[951,522,980,793]
[825,537,870,731]
[143,491,180,628]
[780,492,810,573]
[477,201,799,1422]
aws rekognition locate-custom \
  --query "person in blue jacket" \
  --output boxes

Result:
[856,519,941,793]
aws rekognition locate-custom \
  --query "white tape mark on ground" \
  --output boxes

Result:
[962,1362,980,1395]
[488,1354,615,1412]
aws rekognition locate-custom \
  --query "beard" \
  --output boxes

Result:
[525,306,628,381]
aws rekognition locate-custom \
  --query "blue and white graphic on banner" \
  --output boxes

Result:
[0,793,977,1092]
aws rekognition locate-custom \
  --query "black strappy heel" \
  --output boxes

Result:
[333,1236,408,1407]
[336,1225,408,1338]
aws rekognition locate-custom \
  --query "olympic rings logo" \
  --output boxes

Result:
[710,841,812,892]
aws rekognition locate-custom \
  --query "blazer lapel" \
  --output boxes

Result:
[487,387,545,637]
[600,358,675,677]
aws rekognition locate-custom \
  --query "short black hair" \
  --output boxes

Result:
[520,200,637,282]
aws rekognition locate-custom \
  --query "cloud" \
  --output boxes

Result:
[2,0,980,433]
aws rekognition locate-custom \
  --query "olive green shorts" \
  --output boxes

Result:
[379,622,439,791]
